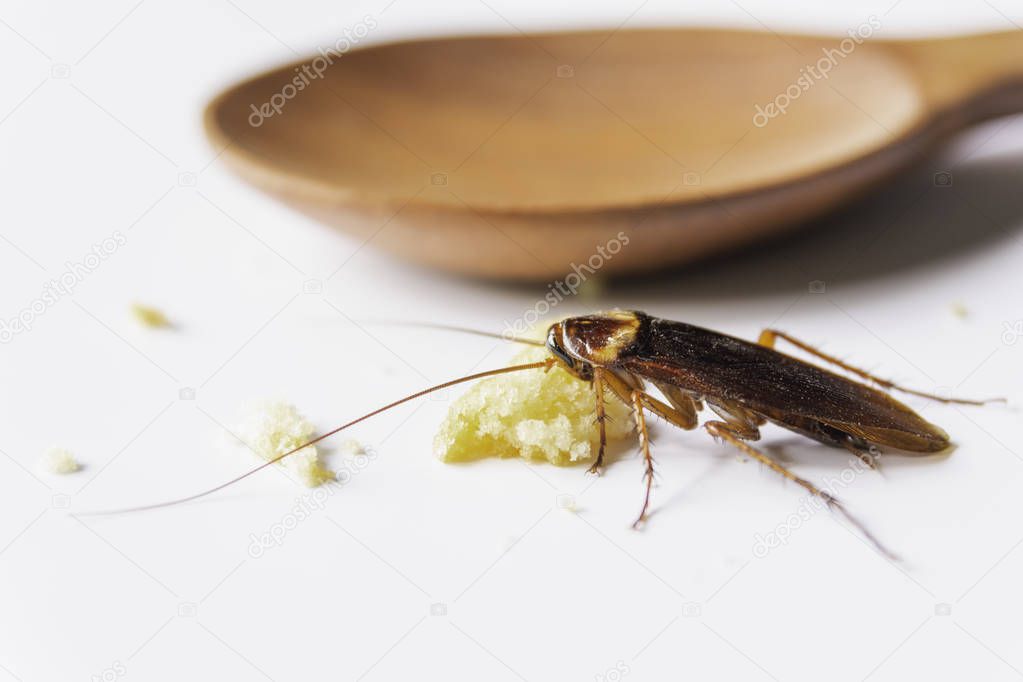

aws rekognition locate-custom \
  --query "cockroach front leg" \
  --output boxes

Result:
[629,391,702,528]
[758,329,1002,406]
[589,367,608,475]
[599,372,699,527]
[630,389,656,529]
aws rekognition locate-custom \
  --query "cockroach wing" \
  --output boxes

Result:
[619,318,950,453]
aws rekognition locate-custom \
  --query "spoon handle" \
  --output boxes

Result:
[895,31,1023,122]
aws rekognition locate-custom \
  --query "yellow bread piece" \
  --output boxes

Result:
[40,447,80,474]
[434,344,632,466]
[131,303,171,328]
[235,401,334,486]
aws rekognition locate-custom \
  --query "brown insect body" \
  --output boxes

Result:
[544,309,993,549]
[550,310,950,456]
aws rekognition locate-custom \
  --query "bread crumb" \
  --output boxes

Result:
[235,401,334,486]
[40,447,80,474]
[339,439,365,456]
[131,303,171,328]
[950,301,968,319]
[556,494,578,512]
[434,339,632,466]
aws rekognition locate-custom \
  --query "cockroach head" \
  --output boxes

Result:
[546,310,643,376]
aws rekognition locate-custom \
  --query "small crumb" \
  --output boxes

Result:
[950,302,968,320]
[40,447,80,474]
[131,303,171,328]
[339,439,365,456]
[234,401,333,487]
[556,494,578,512]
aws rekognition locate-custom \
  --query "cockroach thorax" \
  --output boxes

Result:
[550,310,644,368]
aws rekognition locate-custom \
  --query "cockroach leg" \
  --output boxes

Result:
[604,374,697,432]
[706,420,827,498]
[596,372,699,526]
[630,389,656,529]
[707,401,762,439]
[589,367,608,475]
[649,383,701,430]
[705,420,896,558]
[758,328,1002,406]
[843,439,881,471]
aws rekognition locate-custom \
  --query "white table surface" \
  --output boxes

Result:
[2,1,1022,680]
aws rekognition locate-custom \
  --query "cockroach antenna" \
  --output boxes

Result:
[358,319,545,347]
[76,359,555,516]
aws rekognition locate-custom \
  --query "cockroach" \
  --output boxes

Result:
[93,311,1001,555]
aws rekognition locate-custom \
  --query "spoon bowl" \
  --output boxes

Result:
[205,28,1023,279]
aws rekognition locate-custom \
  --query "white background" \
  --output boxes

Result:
[2,1,1022,680]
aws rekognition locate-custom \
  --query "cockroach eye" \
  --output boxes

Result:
[548,339,572,370]
[549,344,575,368]
[545,327,575,368]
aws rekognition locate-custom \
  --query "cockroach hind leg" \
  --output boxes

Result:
[857,452,879,471]
[844,440,881,471]
[758,328,1003,406]
[824,494,900,562]
[705,421,898,559]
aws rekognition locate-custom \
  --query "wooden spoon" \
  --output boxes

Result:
[204,28,1023,280]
